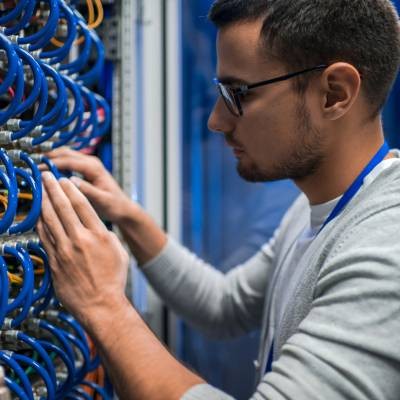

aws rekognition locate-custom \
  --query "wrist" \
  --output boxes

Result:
[80,294,134,339]
[113,197,144,227]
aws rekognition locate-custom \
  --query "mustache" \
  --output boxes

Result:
[224,132,243,149]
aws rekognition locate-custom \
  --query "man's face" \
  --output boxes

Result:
[208,21,327,182]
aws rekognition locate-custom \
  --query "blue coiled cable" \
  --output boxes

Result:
[12,353,56,400]
[31,62,68,146]
[0,149,18,234]
[35,320,76,366]
[4,0,36,35]
[16,332,57,389]
[54,79,84,149]
[0,1,109,396]
[4,245,34,328]
[69,387,92,400]
[95,94,111,138]
[0,32,18,94]
[60,75,85,129]
[33,104,67,146]
[57,312,100,371]
[57,313,88,355]
[73,86,98,150]
[41,0,77,63]
[18,0,60,50]
[27,243,51,305]
[0,351,33,399]
[63,330,90,383]
[38,340,75,397]
[10,169,39,234]
[78,29,105,86]
[37,62,66,125]
[81,381,111,400]
[0,47,24,126]
[14,47,44,113]
[40,156,63,180]
[11,47,49,140]
[30,0,62,51]
[0,0,29,25]
[59,18,91,74]
[9,152,42,234]
[4,376,30,400]
[0,256,9,326]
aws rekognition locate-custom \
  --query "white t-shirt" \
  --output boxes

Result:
[265,155,400,369]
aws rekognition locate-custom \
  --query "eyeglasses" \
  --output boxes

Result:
[213,64,328,117]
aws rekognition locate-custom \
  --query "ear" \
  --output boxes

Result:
[320,62,361,120]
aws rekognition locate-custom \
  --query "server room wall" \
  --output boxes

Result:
[0,1,111,398]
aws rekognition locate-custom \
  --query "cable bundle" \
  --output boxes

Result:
[0,0,111,398]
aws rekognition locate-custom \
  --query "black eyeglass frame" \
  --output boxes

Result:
[213,64,328,116]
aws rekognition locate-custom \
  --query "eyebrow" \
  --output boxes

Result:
[216,75,250,85]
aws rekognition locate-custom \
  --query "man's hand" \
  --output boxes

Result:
[36,172,204,400]
[37,171,130,324]
[45,147,134,224]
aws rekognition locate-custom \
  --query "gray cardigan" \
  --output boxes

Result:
[142,164,400,400]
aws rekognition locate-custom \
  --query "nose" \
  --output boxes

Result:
[207,98,236,135]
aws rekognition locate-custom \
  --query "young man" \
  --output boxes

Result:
[38,0,400,399]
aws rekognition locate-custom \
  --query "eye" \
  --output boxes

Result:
[235,89,249,101]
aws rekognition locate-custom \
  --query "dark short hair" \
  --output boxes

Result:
[209,0,400,117]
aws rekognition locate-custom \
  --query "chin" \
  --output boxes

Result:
[237,161,283,183]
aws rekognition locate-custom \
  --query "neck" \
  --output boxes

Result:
[295,120,387,205]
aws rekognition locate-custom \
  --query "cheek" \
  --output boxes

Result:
[237,99,299,163]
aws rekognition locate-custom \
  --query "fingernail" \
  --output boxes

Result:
[42,171,54,181]
[70,176,81,188]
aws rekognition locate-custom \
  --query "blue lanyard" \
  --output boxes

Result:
[320,141,390,232]
[264,141,390,377]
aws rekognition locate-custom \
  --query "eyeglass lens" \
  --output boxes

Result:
[218,83,239,116]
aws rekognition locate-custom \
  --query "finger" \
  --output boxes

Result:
[41,185,69,243]
[37,220,60,271]
[46,147,83,160]
[59,177,106,231]
[70,176,107,203]
[42,172,83,237]
[38,164,50,172]
[46,156,102,182]
[37,218,56,246]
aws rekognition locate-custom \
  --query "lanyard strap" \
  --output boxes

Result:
[320,141,390,233]
[263,142,390,377]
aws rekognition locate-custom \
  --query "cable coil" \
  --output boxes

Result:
[0,0,111,397]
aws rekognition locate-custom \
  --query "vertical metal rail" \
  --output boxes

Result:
[111,0,138,315]
[165,0,183,354]
[120,0,137,196]
[112,0,166,338]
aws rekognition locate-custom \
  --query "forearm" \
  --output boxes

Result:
[142,239,270,338]
[84,296,204,400]
[115,200,168,265]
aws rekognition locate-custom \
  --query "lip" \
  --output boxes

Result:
[233,148,245,157]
